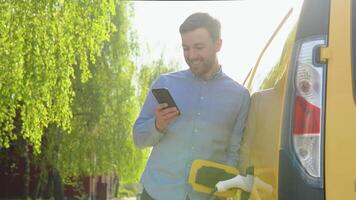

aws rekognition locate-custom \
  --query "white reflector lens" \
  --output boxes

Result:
[293,135,321,177]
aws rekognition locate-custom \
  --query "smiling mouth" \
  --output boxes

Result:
[189,60,201,65]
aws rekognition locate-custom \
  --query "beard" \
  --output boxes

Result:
[186,56,216,78]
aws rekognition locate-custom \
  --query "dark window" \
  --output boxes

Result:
[352,0,356,103]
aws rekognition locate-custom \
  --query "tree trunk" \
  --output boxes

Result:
[23,144,30,199]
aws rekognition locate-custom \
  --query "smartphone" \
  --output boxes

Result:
[151,88,180,114]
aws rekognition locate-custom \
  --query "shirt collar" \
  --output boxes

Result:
[188,65,224,81]
[211,66,223,80]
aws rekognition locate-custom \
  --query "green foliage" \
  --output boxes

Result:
[118,182,141,198]
[137,56,180,107]
[44,1,146,182]
[0,0,117,153]
[1,0,182,187]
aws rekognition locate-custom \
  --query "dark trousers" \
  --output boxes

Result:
[140,188,191,200]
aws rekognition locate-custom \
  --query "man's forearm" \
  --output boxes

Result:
[133,117,165,149]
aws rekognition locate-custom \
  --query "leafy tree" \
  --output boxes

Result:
[0,1,183,197]
[0,0,118,153]
[45,2,147,184]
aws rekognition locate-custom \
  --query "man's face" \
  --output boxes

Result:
[181,28,222,78]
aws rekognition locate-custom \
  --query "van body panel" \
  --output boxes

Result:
[242,0,356,199]
[239,0,354,199]
[325,0,356,199]
[295,0,329,40]
[240,85,284,200]
[240,22,298,200]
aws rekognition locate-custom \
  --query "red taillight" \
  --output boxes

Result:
[293,95,320,134]
[291,40,326,178]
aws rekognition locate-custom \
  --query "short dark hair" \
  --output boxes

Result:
[179,12,221,42]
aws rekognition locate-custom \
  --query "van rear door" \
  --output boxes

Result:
[324,0,356,199]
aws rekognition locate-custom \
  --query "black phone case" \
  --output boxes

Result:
[151,88,180,112]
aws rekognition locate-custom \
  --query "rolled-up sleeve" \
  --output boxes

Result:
[226,89,250,167]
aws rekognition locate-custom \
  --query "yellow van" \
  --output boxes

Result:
[240,0,356,199]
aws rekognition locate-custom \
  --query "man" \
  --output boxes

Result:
[133,12,250,200]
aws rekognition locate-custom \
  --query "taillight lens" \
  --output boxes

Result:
[292,38,326,178]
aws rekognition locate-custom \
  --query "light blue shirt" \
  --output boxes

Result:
[133,68,250,200]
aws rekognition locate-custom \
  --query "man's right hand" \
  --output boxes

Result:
[155,103,180,133]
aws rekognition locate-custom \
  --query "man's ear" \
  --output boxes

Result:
[215,38,222,52]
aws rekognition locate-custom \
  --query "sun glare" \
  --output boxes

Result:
[134,0,302,83]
